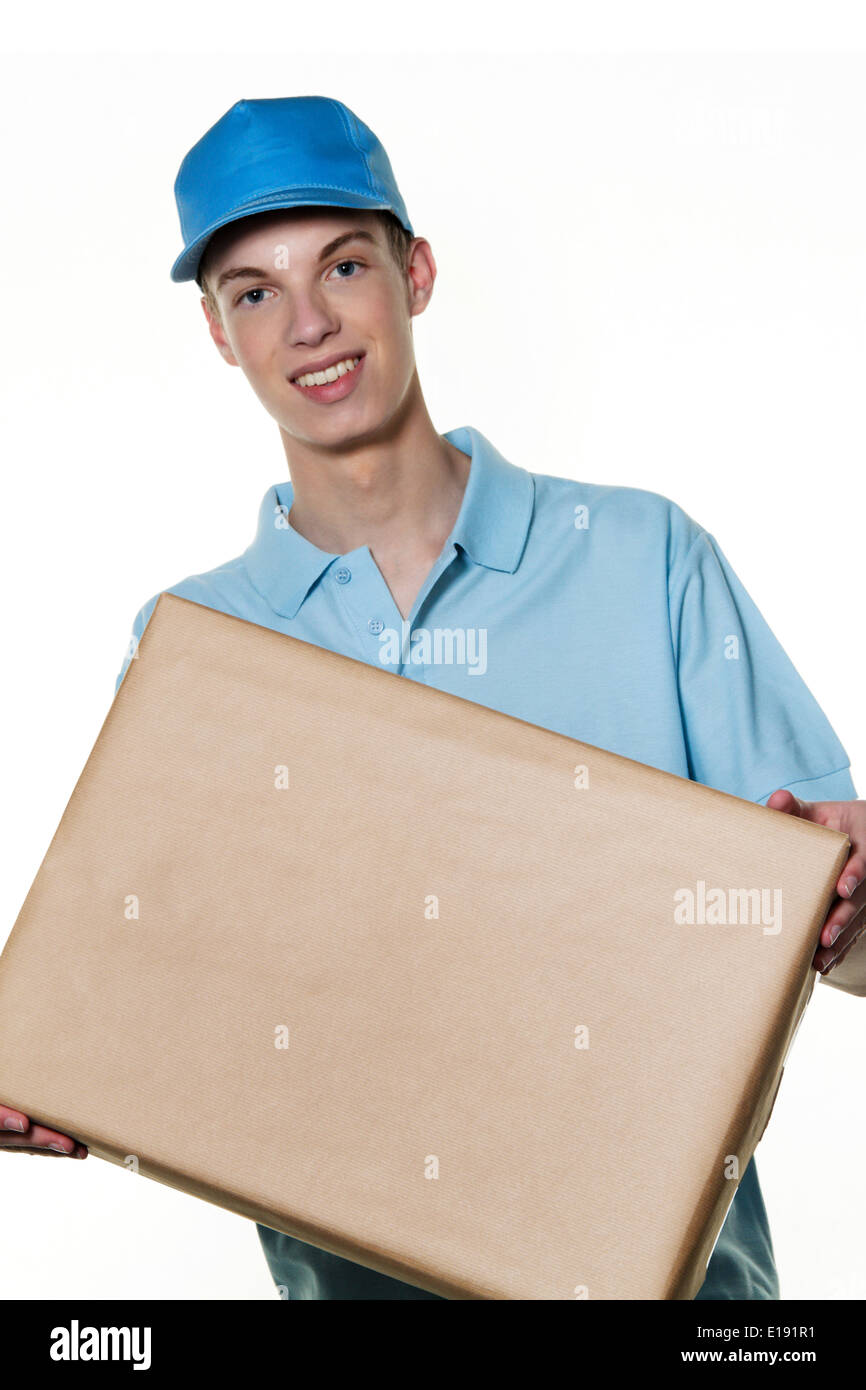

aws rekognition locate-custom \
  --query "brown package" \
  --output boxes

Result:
[0,593,849,1299]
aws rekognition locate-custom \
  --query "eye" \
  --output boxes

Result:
[237,287,275,307]
[328,259,364,280]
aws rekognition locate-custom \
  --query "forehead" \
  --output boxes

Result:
[204,206,382,276]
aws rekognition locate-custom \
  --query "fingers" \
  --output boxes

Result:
[819,887,866,950]
[0,1105,87,1158]
[814,909,866,975]
[766,789,804,815]
[838,853,866,903]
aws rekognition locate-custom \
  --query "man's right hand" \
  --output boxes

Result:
[1,1104,87,1157]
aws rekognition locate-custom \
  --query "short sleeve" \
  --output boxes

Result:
[113,592,161,696]
[668,528,855,805]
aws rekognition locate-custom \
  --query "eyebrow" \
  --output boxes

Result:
[214,229,378,293]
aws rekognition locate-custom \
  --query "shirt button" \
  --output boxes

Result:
[334,566,352,584]
[368,617,384,634]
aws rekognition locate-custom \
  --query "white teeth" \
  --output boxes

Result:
[294,356,361,388]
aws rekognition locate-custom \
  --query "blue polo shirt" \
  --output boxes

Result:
[115,424,856,1301]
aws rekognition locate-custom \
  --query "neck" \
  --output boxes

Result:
[279,388,470,564]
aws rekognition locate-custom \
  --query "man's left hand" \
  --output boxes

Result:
[766,790,866,976]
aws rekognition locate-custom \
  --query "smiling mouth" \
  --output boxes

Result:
[290,353,365,386]
[289,353,367,402]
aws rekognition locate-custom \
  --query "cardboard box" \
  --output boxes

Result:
[0,593,849,1299]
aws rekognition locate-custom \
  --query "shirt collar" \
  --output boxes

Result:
[242,425,535,620]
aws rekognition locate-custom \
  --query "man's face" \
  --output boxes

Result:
[201,208,429,449]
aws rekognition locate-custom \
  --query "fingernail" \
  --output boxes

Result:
[829,920,844,945]
[48,1141,72,1153]
[845,876,858,898]
[3,1117,26,1131]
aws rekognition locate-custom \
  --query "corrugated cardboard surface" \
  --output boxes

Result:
[0,593,849,1299]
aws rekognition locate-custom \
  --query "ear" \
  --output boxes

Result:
[406,237,436,321]
[200,297,239,367]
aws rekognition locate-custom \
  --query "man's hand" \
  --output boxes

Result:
[0,1104,87,1157]
[765,790,866,977]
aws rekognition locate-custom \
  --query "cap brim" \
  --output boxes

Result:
[170,189,409,283]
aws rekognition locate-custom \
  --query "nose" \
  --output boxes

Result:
[281,288,341,352]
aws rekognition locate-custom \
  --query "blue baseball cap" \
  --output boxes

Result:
[170,95,414,284]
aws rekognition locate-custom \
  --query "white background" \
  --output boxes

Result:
[1,4,864,1299]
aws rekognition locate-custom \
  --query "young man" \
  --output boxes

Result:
[2,95,864,1301]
